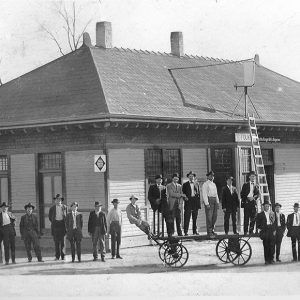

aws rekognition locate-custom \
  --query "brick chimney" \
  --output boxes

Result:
[254,53,260,65]
[171,32,184,57]
[82,32,92,47]
[96,21,112,48]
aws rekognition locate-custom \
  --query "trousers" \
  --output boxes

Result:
[205,197,218,235]
[183,208,198,234]
[110,221,121,257]
[262,226,275,263]
[165,206,182,236]
[68,229,81,261]
[52,220,66,259]
[243,203,257,234]
[275,229,284,260]
[92,226,105,258]
[2,224,15,263]
[224,210,237,234]
[23,230,42,261]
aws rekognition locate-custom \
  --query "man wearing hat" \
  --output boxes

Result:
[286,203,300,262]
[221,175,240,235]
[20,203,43,262]
[165,173,186,237]
[241,171,260,235]
[274,203,286,262]
[126,195,152,238]
[107,199,123,259]
[88,201,107,262]
[256,200,276,265]
[148,174,166,235]
[0,202,16,264]
[182,171,201,236]
[65,202,83,262]
[202,171,219,238]
[48,194,68,260]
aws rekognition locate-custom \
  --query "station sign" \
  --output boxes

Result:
[94,155,106,172]
[235,133,280,143]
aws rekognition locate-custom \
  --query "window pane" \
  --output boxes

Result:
[54,175,62,196]
[145,149,162,184]
[39,153,62,170]
[162,149,181,184]
[1,177,8,202]
[0,156,8,171]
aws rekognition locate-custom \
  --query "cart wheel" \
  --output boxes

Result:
[216,238,231,263]
[158,242,168,262]
[228,238,252,266]
[164,243,189,268]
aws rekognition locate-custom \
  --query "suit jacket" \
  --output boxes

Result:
[221,185,240,211]
[48,204,67,236]
[0,211,16,236]
[126,203,142,225]
[65,211,83,240]
[274,212,286,233]
[20,213,40,237]
[148,184,166,212]
[166,182,184,211]
[88,211,107,235]
[240,182,260,208]
[256,210,276,240]
[286,213,300,238]
[182,181,201,210]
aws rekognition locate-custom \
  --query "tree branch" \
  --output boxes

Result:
[40,24,65,56]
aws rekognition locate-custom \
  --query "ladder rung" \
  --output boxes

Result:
[254,155,262,158]
[257,174,267,176]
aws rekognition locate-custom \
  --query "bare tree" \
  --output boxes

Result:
[39,0,101,56]
[0,57,2,86]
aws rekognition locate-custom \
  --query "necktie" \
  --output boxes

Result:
[73,213,76,229]
[296,213,299,225]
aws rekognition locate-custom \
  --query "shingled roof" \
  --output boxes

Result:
[0,44,300,129]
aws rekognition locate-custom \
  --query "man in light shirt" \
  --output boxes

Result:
[0,202,16,265]
[202,171,219,238]
[107,198,123,259]
[241,171,260,235]
[274,203,286,262]
[48,194,67,260]
[287,202,300,262]
[256,201,276,265]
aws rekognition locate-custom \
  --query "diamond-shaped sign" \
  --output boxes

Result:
[94,155,106,172]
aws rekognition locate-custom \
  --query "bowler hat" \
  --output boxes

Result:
[225,175,234,180]
[94,201,102,206]
[172,173,180,179]
[0,202,9,208]
[263,200,271,206]
[293,203,299,208]
[24,202,35,210]
[274,203,282,208]
[129,195,138,201]
[186,171,196,177]
[249,171,256,176]
[53,194,64,201]
[111,198,120,204]
[206,171,214,177]
[70,202,78,207]
[155,174,163,180]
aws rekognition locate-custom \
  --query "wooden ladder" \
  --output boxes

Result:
[248,115,270,210]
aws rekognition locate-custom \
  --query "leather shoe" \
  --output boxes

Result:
[193,232,200,235]
[116,255,123,259]
[101,257,105,262]
[93,257,98,261]
[38,259,44,262]
[276,259,281,262]
[111,256,115,259]
[184,233,188,236]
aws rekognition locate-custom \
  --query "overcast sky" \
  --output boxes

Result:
[0,0,299,83]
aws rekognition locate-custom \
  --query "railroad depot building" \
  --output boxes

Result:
[1,22,300,245]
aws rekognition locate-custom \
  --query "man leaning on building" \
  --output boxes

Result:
[202,171,219,239]
[88,201,107,262]
[286,202,300,262]
[0,202,16,265]
[241,171,260,235]
[20,202,44,262]
[48,194,67,260]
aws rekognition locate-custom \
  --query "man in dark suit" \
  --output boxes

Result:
[48,194,67,260]
[88,201,107,262]
[256,200,276,265]
[286,202,300,262]
[148,174,166,235]
[20,202,43,262]
[274,203,286,262]
[65,202,83,263]
[0,202,16,265]
[241,171,260,235]
[221,175,240,235]
[182,171,201,236]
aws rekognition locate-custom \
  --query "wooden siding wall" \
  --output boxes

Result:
[182,148,208,233]
[11,154,36,236]
[65,150,105,237]
[274,148,300,216]
[108,149,147,238]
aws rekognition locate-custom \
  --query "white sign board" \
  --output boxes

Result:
[94,155,106,172]
[235,133,280,143]
[243,60,255,87]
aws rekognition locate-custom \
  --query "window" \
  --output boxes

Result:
[0,155,9,204]
[145,149,181,184]
[39,153,62,171]
[240,147,252,184]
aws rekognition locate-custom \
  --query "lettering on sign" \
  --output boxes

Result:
[235,133,280,143]
[94,155,106,172]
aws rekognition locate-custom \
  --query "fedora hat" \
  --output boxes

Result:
[155,174,163,180]
[172,173,180,179]
[94,201,103,206]
[263,200,271,206]
[53,194,64,201]
[274,203,282,208]
[206,170,214,177]
[70,202,78,208]
[0,202,9,208]
[249,171,256,176]
[111,198,120,204]
[129,195,138,201]
[293,202,299,208]
[24,202,35,210]
[186,171,196,177]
